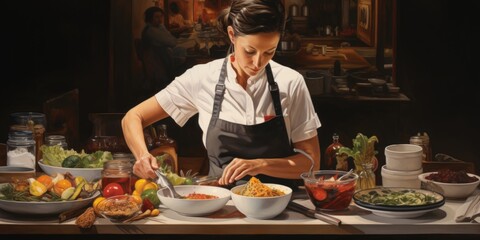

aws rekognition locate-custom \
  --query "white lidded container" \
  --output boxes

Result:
[381,165,422,188]
[384,144,423,171]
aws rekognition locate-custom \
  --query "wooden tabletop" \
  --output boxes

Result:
[275,48,372,70]
[1,194,479,237]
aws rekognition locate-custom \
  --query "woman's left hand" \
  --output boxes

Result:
[218,158,263,185]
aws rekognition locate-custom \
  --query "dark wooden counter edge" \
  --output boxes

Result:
[0,224,479,235]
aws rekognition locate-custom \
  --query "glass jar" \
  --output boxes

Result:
[45,135,68,149]
[356,163,376,190]
[9,112,46,167]
[6,131,36,171]
[154,124,177,150]
[324,133,344,170]
[102,159,133,194]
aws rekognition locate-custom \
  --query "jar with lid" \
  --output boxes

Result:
[6,131,36,171]
[410,133,429,162]
[9,112,46,165]
[45,135,68,149]
[102,159,133,194]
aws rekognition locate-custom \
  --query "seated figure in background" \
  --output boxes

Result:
[142,6,187,89]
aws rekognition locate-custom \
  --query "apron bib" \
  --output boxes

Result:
[205,58,300,189]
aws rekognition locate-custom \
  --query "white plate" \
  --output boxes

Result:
[0,183,100,215]
[355,204,439,218]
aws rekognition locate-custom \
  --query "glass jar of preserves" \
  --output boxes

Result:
[102,159,133,195]
[6,131,36,171]
[45,135,68,149]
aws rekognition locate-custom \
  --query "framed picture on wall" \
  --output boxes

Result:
[357,0,375,46]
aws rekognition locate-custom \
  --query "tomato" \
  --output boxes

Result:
[142,198,154,212]
[102,183,125,198]
[312,188,327,201]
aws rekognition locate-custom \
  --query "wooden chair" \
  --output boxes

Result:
[0,143,6,166]
[43,89,80,150]
[134,38,174,93]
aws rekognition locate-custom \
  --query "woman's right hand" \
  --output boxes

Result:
[133,153,159,179]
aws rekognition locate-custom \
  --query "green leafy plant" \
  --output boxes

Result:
[337,133,379,169]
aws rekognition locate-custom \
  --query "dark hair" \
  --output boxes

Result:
[217,0,285,37]
[144,6,164,23]
[170,2,179,14]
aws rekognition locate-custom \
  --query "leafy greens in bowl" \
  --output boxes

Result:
[40,145,112,168]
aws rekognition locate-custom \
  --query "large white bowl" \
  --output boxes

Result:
[418,172,480,199]
[385,144,423,171]
[0,183,100,215]
[230,183,292,219]
[157,185,231,216]
[38,159,102,182]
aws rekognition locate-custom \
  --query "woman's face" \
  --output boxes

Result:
[151,11,163,27]
[228,26,280,77]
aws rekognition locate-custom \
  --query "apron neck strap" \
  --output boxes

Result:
[210,58,282,127]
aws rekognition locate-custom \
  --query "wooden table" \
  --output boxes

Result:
[274,48,372,70]
[1,192,478,239]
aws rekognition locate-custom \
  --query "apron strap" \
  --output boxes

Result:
[265,64,283,117]
[210,59,283,126]
[209,58,229,127]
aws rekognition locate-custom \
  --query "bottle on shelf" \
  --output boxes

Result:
[324,133,344,170]
[151,124,178,173]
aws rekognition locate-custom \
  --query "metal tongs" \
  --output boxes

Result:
[155,170,183,199]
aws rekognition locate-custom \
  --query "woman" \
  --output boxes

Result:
[122,0,321,189]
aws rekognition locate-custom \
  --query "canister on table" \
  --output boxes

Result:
[102,159,133,194]
[6,131,36,171]
[409,133,431,162]
[45,135,68,149]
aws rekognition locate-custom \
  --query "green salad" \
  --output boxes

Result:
[40,145,112,168]
[355,189,440,206]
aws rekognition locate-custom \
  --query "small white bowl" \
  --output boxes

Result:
[385,144,423,171]
[368,78,387,86]
[381,165,422,188]
[157,185,231,216]
[38,160,102,182]
[418,172,480,199]
[230,183,292,219]
[0,166,35,183]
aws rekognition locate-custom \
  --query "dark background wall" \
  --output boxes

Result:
[1,0,479,173]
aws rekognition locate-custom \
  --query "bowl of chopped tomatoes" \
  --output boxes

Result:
[157,185,231,216]
[418,169,480,199]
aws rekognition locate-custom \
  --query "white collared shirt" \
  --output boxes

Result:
[155,57,321,147]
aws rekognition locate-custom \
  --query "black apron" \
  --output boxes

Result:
[205,58,300,190]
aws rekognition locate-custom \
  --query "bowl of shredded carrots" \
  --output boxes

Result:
[230,177,292,219]
[157,185,231,216]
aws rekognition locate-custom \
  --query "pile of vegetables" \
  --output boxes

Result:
[40,145,112,168]
[0,172,100,202]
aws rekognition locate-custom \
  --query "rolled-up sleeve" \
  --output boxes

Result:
[155,68,198,127]
[288,74,322,143]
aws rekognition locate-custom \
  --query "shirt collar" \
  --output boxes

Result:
[226,54,266,86]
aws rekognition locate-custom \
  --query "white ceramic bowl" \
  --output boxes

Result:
[38,159,102,182]
[385,144,423,171]
[418,172,480,199]
[157,185,231,216]
[0,166,35,183]
[230,183,292,219]
[381,165,422,188]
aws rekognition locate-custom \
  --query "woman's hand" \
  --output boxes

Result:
[133,153,159,180]
[218,158,263,185]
